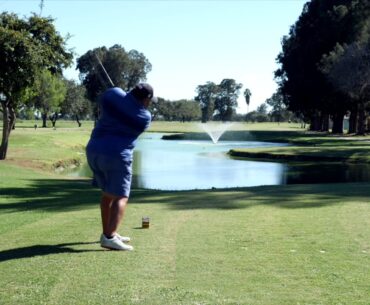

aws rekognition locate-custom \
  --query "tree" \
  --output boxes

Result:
[194,82,217,123]
[256,103,268,115]
[245,103,270,122]
[265,91,286,124]
[214,79,242,121]
[0,12,73,159]
[243,88,252,113]
[321,41,370,134]
[174,100,201,122]
[76,45,152,120]
[32,70,66,127]
[60,80,91,126]
[149,98,171,121]
[150,98,200,121]
[275,0,370,133]
[124,50,153,90]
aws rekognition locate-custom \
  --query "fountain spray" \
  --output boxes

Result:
[199,122,233,144]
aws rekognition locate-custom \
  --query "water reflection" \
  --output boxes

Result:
[282,162,370,184]
[75,133,370,190]
[132,134,287,190]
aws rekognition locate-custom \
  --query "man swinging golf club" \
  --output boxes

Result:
[86,83,156,250]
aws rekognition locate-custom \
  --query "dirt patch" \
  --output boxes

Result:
[52,158,82,173]
[4,158,49,172]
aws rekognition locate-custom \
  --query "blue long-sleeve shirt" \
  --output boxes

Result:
[86,87,151,160]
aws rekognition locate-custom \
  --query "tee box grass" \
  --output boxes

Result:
[0,121,369,304]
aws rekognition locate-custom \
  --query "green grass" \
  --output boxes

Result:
[1,162,370,304]
[229,144,370,163]
[6,126,91,171]
[14,120,303,132]
[1,121,370,304]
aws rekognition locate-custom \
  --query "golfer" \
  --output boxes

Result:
[86,83,156,251]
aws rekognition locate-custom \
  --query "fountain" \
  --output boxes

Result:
[199,122,233,144]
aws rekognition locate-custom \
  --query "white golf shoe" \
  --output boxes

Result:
[100,234,133,251]
[115,233,131,243]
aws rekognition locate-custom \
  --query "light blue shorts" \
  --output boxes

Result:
[86,152,133,197]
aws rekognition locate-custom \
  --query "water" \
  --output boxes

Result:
[132,134,287,190]
[73,133,370,190]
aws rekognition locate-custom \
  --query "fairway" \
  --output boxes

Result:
[1,163,370,304]
[3,0,370,303]
[0,123,370,304]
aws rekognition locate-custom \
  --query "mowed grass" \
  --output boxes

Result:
[229,143,370,163]
[1,163,370,304]
[1,121,370,304]
[16,119,306,132]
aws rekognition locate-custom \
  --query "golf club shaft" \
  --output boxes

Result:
[94,53,115,88]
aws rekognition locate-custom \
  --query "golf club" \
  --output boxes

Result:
[94,52,115,88]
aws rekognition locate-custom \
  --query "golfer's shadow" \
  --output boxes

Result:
[0,241,102,262]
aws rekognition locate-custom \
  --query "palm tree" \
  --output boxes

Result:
[243,88,252,113]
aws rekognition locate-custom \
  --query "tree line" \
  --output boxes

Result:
[194,80,251,122]
[0,13,73,159]
[3,0,368,159]
[0,12,254,159]
[275,0,370,134]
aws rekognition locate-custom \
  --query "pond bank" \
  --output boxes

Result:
[162,130,370,164]
[228,145,370,163]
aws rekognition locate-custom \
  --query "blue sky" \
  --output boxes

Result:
[1,0,306,113]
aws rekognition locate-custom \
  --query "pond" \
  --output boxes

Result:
[75,132,370,190]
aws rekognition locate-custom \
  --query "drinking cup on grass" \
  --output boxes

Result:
[142,216,150,228]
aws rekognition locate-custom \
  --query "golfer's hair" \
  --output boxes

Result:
[131,83,154,101]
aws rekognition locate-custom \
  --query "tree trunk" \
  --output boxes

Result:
[322,114,330,132]
[0,101,16,160]
[76,115,82,127]
[309,112,321,131]
[9,105,16,130]
[348,106,358,134]
[318,114,324,131]
[357,102,366,135]
[42,113,47,128]
[332,113,344,134]
[201,108,207,123]
[50,114,57,128]
[0,102,10,160]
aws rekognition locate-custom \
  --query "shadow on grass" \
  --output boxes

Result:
[0,178,99,212]
[130,182,370,210]
[0,241,102,262]
[2,177,370,213]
